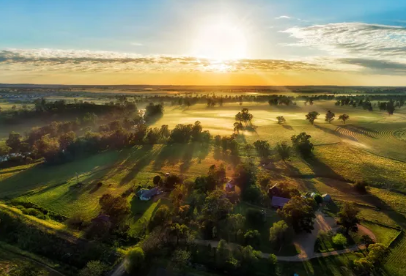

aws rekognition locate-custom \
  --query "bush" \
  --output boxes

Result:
[243,230,261,247]
[79,260,108,276]
[332,233,347,247]
[125,247,145,274]
[66,213,87,230]
[353,181,368,193]
[24,208,45,219]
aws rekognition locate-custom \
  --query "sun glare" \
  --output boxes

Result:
[192,19,247,60]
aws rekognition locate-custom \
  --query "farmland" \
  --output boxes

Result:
[0,89,405,275]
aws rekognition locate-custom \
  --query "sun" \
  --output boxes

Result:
[192,19,247,60]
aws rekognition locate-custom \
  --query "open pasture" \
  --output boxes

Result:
[0,100,406,219]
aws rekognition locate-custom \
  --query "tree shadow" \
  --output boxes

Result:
[282,124,294,131]
[119,145,156,186]
[314,124,357,141]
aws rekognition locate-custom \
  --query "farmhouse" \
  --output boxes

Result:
[271,196,290,208]
[139,187,160,201]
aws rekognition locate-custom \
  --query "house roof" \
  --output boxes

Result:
[141,187,159,198]
[271,196,290,208]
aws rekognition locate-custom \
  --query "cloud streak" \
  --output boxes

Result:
[0,48,327,74]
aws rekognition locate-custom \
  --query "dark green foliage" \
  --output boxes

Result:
[243,230,261,247]
[269,220,293,250]
[306,111,320,124]
[79,261,108,276]
[278,196,316,233]
[291,132,314,158]
[125,247,145,274]
[337,202,360,234]
[276,141,291,160]
[253,140,271,158]
[145,103,163,120]
[99,194,130,225]
[149,204,170,230]
[242,185,262,203]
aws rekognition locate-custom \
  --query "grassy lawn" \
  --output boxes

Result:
[360,221,400,246]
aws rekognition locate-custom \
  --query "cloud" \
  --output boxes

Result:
[337,58,406,74]
[0,48,329,74]
[283,23,406,61]
[275,15,291,20]
[131,42,143,46]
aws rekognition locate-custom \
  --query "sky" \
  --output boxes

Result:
[1,0,406,85]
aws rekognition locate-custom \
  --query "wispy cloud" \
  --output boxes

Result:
[131,42,143,46]
[0,48,328,74]
[283,23,406,60]
[275,15,291,20]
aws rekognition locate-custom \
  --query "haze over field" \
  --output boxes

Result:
[1,0,406,85]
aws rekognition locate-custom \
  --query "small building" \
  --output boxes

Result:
[271,196,290,208]
[139,187,159,201]
[322,193,332,202]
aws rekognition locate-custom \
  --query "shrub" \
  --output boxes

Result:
[353,181,368,193]
[125,247,145,274]
[79,260,108,276]
[24,208,45,219]
[332,233,347,247]
[66,213,87,230]
[243,230,261,247]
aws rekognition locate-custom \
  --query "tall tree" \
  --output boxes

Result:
[306,111,320,125]
[337,202,360,234]
[325,110,335,123]
[278,196,316,233]
[338,114,349,124]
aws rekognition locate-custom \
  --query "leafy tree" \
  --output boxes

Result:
[236,108,253,125]
[387,100,395,115]
[276,116,286,124]
[291,132,314,158]
[191,121,203,141]
[149,204,170,230]
[338,114,349,124]
[325,110,335,123]
[305,111,320,125]
[33,135,60,162]
[253,140,271,158]
[215,240,232,269]
[202,190,233,223]
[125,247,145,274]
[153,175,162,185]
[6,132,22,153]
[240,245,261,273]
[226,214,246,242]
[99,194,130,225]
[337,202,359,234]
[79,261,108,276]
[278,196,316,233]
[233,122,244,134]
[268,254,277,270]
[233,162,257,191]
[59,131,76,150]
[244,230,261,247]
[269,220,293,250]
[332,233,347,247]
[242,184,262,203]
[276,141,291,161]
[353,257,373,275]
[367,243,388,265]
[169,249,191,273]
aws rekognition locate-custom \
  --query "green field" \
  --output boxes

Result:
[1,99,406,274]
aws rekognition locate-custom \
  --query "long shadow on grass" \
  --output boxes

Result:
[314,124,357,141]
[152,142,210,173]
[306,157,406,229]
[213,147,240,167]
[119,144,156,186]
